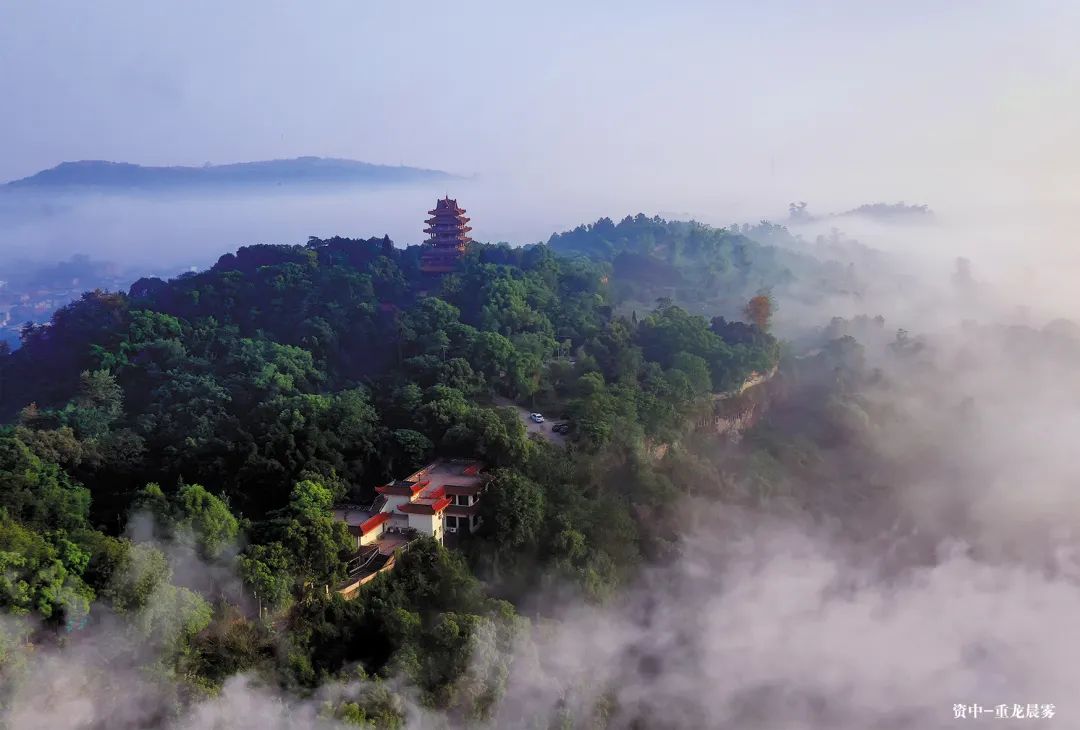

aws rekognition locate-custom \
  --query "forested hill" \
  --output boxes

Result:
[0,217,783,720]
[547,214,862,317]
[0,217,790,516]
[2,156,454,191]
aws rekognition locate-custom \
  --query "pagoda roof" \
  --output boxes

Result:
[429,196,465,214]
[420,262,462,274]
[424,227,473,236]
[425,216,471,224]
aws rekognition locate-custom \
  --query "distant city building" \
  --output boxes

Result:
[420,196,472,273]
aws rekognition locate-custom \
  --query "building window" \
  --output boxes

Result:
[456,494,470,507]
[446,515,459,530]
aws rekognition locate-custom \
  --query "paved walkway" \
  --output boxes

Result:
[492,397,568,447]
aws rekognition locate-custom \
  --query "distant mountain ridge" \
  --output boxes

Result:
[3,157,456,190]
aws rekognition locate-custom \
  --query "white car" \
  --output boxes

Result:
[530,412,545,423]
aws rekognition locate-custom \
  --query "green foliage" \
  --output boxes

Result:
[237,541,294,610]
[0,434,90,531]
[187,611,275,684]
[176,483,239,559]
[0,515,92,621]
[282,479,354,586]
[332,694,405,728]
[293,538,519,714]
[547,214,800,316]
[388,429,434,475]
[0,219,796,713]
[443,407,532,467]
[134,582,213,653]
[106,542,172,613]
[481,469,545,550]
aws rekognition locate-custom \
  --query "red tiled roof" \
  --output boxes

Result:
[376,481,425,496]
[359,511,391,535]
[398,497,452,515]
[443,483,482,497]
[422,485,446,500]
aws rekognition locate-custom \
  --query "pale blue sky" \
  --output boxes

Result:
[2,1,1078,212]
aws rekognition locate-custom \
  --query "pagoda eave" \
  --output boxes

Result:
[424,227,473,236]
[421,196,472,274]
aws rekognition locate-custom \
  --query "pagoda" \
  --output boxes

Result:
[420,196,472,273]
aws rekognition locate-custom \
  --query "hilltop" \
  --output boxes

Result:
[2,156,456,191]
[0,211,808,723]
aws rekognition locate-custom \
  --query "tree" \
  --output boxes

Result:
[442,408,531,467]
[65,369,124,439]
[134,582,212,656]
[0,434,92,531]
[176,484,239,559]
[480,470,545,550]
[282,479,353,586]
[670,351,712,395]
[788,201,812,222]
[105,542,172,613]
[743,292,774,331]
[389,429,434,474]
[238,542,294,611]
[0,516,92,623]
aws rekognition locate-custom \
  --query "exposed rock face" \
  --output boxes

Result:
[699,366,779,443]
[641,366,781,462]
[644,440,670,461]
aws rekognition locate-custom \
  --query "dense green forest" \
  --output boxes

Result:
[0,214,826,725]
[547,214,863,318]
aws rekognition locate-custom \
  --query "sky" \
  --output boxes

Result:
[1,0,1079,295]
[2,0,1078,212]
[4,6,1080,726]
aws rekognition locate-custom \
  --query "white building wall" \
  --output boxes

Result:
[381,494,412,512]
[406,512,442,543]
[359,522,385,546]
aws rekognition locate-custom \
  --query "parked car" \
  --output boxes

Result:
[530,412,545,423]
[552,422,570,433]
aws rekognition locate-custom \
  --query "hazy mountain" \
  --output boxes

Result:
[3,156,457,191]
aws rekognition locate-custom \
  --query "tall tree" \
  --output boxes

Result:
[743,292,775,331]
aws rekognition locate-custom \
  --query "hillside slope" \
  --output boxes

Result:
[3,156,455,190]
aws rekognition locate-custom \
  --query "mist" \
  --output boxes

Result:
[488,309,1080,729]
[3,1,1080,728]
[3,1,1078,276]
[7,295,1080,728]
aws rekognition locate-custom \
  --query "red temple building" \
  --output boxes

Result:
[420,196,472,273]
[332,458,488,598]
